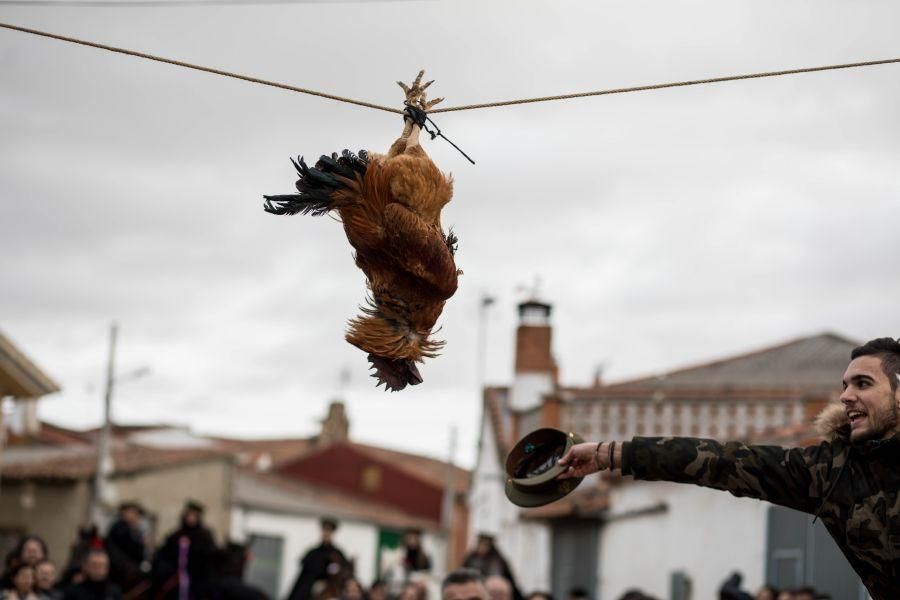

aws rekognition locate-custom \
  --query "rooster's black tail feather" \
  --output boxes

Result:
[263,149,369,216]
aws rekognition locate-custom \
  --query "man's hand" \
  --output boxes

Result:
[557,442,602,479]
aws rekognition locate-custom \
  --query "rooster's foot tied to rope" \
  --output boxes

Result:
[263,71,460,392]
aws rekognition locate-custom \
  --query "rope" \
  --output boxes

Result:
[0,0,424,5]
[1,21,898,115]
[0,22,404,115]
[430,58,900,113]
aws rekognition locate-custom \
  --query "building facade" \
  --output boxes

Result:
[469,300,865,599]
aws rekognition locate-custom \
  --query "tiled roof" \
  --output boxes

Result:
[0,329,61,398]
[1,445,231,481]
[6,421,92,447]
[234,469,444,531]
[351,442,470,494]
[603,332,856,392]
[209,436,313,468]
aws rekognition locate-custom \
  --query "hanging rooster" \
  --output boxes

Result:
[264,72,461,391]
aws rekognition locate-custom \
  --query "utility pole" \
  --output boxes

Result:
[0,396,10,498]
[91,322,117,526]
[476,294,495,392]
[441,425,458,569]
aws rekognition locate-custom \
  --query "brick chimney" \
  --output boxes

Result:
[318,401,349,446]
[510,300,557,411]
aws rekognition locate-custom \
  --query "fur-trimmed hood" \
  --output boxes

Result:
[814,403,851,442]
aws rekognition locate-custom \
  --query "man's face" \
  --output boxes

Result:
[21,539,45,565]
[84,553,109,582]
[321,525,335,544]
[35,562,57,590]
[476,539,492,556]
[343,579,364,600]
[841,356,900,443]
[183,509,201,528]
[486,577,512,600]
[404,532,421,548]
[444,581,489,600]
[122,507,141,527]
[13,567,35,593]
[369,584,388,600]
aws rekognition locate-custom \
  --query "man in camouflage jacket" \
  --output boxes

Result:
[558,337,900,600]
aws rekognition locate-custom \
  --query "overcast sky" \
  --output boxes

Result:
[1,0,898,467]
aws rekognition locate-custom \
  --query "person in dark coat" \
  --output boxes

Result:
[105,502,148,591]
[400,529,430,575]
[208,542,268,600]
[60,527,103,588]
[460,535,522,600]
[286,518,351,600]
[152,500,218,600]
[719,572,753,600]
[558,337,900,600]
[62,551,121,600]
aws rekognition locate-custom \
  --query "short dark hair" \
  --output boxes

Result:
[9,562,35,580]
[442,569,485,591]
[184,500,205,514]
[85,549,109,562]
[851,337,900,392]
[16,535,48,560]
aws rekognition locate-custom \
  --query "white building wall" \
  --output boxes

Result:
[510,372,554,412]
[501,519,552,594]
[599,481,769,600]
[470,406,552,593]
[470,414,507,539]
[231,507,380,597]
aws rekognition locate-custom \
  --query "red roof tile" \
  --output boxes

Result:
[2,445,231,481]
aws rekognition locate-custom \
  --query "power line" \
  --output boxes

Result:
[0,0,423,5]
[1,21,898,115]
[0,21,404,114]
[429,58,900,113]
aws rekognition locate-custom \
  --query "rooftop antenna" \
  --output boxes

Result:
[515,275,543,302]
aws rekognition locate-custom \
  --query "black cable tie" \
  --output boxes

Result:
[400,105,475,165]
[424,116,476,165]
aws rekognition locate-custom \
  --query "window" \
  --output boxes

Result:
[246,534,284,598]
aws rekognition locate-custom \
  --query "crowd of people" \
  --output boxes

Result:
[0,500,264,600]
[1,504,839,600]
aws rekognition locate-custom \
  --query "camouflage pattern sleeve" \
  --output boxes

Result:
[621,437,837,514]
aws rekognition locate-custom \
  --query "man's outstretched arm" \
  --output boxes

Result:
[559,437,837,514]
